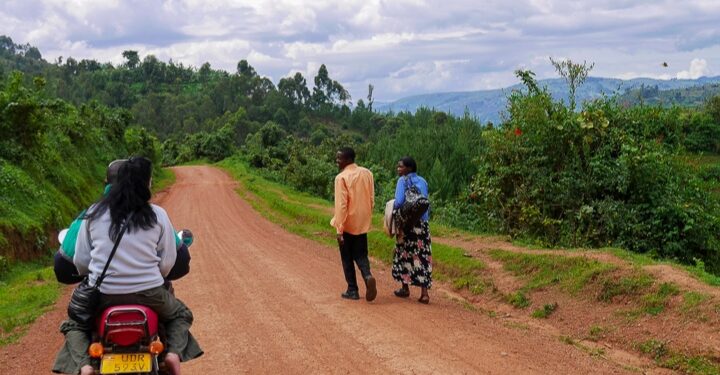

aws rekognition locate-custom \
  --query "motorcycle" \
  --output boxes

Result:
[57,229,194,375]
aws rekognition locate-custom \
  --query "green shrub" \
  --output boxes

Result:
[531,302,558,318]
[0,71,138,260]
[471,71,720,272]
[507,291,530,308]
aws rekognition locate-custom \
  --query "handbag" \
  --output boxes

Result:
[67,213,132,329]
[398,176,430,228]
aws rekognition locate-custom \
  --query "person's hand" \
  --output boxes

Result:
[180,229,194,247]
[336,234,344,248]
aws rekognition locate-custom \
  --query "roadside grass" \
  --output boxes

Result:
[558,335,608,360]
[0,258,61,346]
[178,158,212,167]
[506,291,530,308]
[682,292,710,313]
[587,325,610,342]
[218,156,486,291]
[531,302,558,318]
[489,249,686,317]
[641,283,680,315]
[635,339,720,375]
[152,167,176,193]
[604,247,720,287]
[489,249,616,295]
[597,272,654,302]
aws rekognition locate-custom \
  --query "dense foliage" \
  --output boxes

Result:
[0,37,161,260]
[472,71,720,270]
[1,35,719,272]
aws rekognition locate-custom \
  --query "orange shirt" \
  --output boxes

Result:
[330,163,375,235]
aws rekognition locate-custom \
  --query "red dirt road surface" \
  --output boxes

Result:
[1,166,642,374]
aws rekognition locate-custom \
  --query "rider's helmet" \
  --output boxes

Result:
[105,159,128,185]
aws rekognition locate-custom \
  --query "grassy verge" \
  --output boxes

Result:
[489,249,685,316]
[0,258,62,346]
[217,156,486,288]
[605,247,720,287]
[489,250,617,295]
[635,339,720,375]
[152,167,176,193]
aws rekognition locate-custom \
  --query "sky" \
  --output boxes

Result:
[1,0,719,102]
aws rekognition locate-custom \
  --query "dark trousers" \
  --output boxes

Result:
[53,286,203,374]
[98,286,202,362]
[340,232,372,292]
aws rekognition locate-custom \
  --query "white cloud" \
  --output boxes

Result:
[676,58,710,79]
[1,0,720,101]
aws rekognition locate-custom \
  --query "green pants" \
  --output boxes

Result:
[53,286,203,374]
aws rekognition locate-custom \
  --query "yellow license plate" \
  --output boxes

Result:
[100,353,152,374]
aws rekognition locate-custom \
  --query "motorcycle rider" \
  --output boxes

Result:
[52,158,202,375]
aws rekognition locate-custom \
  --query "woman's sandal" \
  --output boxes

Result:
[394,288,410,298]
[418,295,430,304]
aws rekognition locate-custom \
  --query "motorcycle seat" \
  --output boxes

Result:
[98,305,159,346]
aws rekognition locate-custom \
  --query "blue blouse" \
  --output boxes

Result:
[393,173,430,221]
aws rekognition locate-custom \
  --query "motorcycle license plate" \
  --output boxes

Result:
[100,353,151,374]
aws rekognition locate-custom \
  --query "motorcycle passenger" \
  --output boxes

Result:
[52,157,202,375]
[53,159,192,285]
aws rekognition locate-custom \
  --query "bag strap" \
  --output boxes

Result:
[404,175,415,191]
[95,212,133,288]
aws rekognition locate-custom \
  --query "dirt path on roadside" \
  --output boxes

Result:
[2,166,651,374]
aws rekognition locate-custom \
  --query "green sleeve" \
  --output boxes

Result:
[60,210,86,259]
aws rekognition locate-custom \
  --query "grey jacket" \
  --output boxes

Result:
[74,204,177,294]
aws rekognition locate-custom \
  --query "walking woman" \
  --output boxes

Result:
[53,157,202,375]
[391,156,432,304]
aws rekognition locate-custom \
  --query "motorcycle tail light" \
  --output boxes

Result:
[88,342,104,358]
[149,339,164,355]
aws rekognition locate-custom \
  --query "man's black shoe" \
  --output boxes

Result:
[365,276,377,302]
[341,291,360,300]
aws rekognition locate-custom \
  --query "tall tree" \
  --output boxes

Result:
[122,50,140,69]
[311,64,350,108]
[237,59,256,77]
[278,72,311,106]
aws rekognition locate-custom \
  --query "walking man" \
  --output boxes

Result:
[331,147,377,301]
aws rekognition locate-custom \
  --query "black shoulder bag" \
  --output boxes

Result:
[399,176,430,229]
[67,214,132,329]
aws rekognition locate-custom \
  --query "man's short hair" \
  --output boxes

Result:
[338,147,355,162]
[106,159,127,184]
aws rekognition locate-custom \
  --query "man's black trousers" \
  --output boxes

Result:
[340,232,372,292]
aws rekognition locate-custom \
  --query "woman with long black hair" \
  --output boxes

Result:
[391,156,433,304]
[53,157,201,375]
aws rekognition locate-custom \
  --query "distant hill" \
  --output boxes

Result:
[619,83,720,108]
[376,76,720,124]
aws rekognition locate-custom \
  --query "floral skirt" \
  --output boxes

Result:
[392,220,432,289]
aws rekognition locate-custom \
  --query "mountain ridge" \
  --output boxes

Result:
[376,75,720,123]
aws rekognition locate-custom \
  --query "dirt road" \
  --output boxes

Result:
[1,166,637,374]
